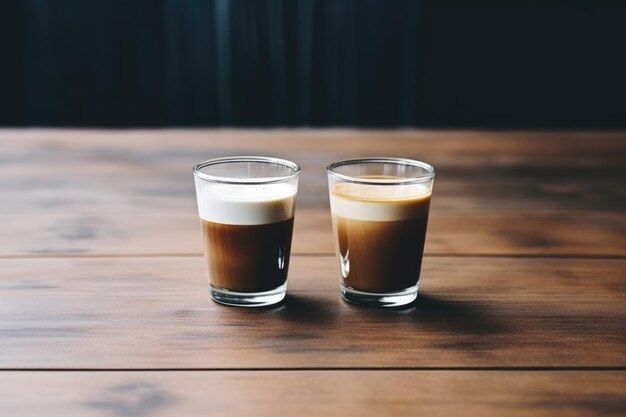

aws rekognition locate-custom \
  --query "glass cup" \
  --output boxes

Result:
[193,156,300,307]
[327,158,435,307]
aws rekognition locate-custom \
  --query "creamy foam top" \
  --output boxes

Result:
[195,180,296,225]
[330,181,431,221]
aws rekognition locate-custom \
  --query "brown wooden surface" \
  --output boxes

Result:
[1,371,624,417]
[1,130,625,212]
[1,129,625,415]
[1,209,625,257]
[2,256,625,368]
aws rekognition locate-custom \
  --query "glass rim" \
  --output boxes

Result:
[326,157,435,185]
[193,156,301,184]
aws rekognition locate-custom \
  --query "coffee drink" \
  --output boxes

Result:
[197,182,297,293]
[329,177,431,293]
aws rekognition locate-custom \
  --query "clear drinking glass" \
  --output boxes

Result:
[193,156,300,307]
[327,158,435,307]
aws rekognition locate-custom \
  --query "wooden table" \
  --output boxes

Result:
[1,130,625,416]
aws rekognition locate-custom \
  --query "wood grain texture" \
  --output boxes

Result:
[2,129,626,414]
[0,371,624,417]
[1,256,624,368]
[1,129,625,256]
[1,129,625,212]
[1,209,625,257]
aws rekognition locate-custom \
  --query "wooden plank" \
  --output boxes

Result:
[1,209,625,257]
[0,371,624,416]
[3,129,625,157]
[1,256,624,369]
[1,130,625,212]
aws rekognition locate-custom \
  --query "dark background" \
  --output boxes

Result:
[1,0,624,128]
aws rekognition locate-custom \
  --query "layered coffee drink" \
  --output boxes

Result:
[330,178,431,293]
[197,183,296,293]
[193,156,300,307]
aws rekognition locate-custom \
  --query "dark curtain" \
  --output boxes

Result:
[1,0,624,127]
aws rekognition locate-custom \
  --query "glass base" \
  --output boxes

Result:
[340,283,418,308]
[210,283,286,307]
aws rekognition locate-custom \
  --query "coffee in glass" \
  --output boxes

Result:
[193,156,300,307]
[327,158,435,307]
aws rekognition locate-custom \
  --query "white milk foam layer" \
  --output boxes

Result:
[330,182,431,222]
[195,180,297,225]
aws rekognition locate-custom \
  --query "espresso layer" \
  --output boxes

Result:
[202,218,294,292]
[333,214,429,293]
